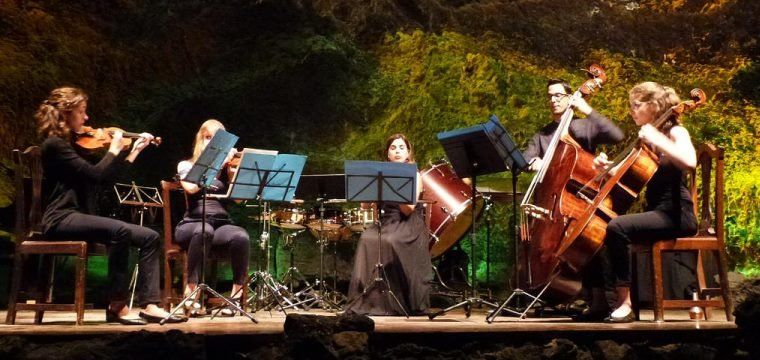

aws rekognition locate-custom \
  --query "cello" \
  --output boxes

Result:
[518,64,608,302]
[556,89,707,273]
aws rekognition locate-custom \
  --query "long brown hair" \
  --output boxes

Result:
[190,119,225,163]
[35,87,89,139]
[383,133,415,163]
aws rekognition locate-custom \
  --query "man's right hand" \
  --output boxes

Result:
[528,157,543,172]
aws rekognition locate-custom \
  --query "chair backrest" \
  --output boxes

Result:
[687,143,724,242]
[13,146,43,242]
[161,180,187,253]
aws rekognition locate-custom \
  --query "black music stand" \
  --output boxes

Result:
[343,160,417,317]
[161,130,257,324]
[428,115,528,320]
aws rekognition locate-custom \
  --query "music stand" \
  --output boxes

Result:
[161,130,257,324]
[228,150,309,314]
[428,115,528,320]
[343,160,417,317]
[113,182,163,309]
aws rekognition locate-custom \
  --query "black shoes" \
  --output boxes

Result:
[105,309,147,325]
[604,309,636,323]
[139,311,188,324]
[571,308,608,322]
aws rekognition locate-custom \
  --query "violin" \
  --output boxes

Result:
[226,150,242,170]
[74,126,162,150]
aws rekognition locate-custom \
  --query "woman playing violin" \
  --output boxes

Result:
[175,119,250,316]
[37,87,185,324]
[591,82,698,322]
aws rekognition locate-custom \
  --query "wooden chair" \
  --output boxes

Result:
[161,180,248,312]
[5,147,107,325]
[631,143,734,322]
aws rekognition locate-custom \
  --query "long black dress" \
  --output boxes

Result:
[346,202,432,315]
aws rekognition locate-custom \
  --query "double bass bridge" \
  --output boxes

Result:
[521,204,550,220]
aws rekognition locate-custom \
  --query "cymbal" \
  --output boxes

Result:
[324,199,348,204]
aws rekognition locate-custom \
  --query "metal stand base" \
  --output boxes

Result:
[162,283,257,324]
[428,297,499,319]
[486,276,554,322]
[344,262,409,318]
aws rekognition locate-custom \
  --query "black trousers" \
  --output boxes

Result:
[174,220,250,286]
[603,208,697,288]
[48,212,161,306]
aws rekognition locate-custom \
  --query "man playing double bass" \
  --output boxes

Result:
[522,79,625,319]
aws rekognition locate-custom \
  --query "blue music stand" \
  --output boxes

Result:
[225,150,308,314]
[343,160,417,317]
[162,130,258,324]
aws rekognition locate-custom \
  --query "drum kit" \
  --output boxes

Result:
[246,160,515,312]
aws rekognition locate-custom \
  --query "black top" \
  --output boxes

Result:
[176,160,230,222]
[41,136,128,234]
[645,152,694,213]
[523,110,624,161]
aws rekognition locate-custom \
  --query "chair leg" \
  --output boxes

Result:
[5,251,24,325]
[35,254,55,324]
[695,250,710,320]
[631,252,640,321]
[163,256,172,311]
[651,245,665,322]
[715,249,734,321]
[74,253,87,326]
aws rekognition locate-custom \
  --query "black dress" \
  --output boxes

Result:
[346,202,432,315]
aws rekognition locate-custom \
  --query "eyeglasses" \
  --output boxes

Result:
[547,93,570,100]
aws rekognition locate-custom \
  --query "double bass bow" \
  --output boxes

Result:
[518,64,608,301]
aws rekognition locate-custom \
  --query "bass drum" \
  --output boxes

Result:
[421,161,484,258]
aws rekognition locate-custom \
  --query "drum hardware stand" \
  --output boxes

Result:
[343,163,416,318]
[114,182,163,310]
[244,200,296,314]
[428,166,499,319]
[300,199,343,311]
[483,195,494,300]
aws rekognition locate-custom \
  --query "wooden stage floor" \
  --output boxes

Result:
[0,308,737,337]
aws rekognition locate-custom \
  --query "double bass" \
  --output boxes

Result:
[518,64,608,302]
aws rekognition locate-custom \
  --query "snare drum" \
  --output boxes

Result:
[421,161,483,258]
[306,208,351,242]
[270,208,306,230]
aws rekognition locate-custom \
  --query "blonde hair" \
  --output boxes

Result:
[35,87,89,139]
[629,82,681,124]
[190,119,225,162]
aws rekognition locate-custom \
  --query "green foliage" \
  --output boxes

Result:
[1,1,758,289]
[341,30,760,278]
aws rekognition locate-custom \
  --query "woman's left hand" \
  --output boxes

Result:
[637,124,666,147]
[131,132,155,153]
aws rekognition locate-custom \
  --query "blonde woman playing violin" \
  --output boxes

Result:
[175,119,250,317]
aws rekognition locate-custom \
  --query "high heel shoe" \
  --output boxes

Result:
[604,308,635,323]
[105,308,147,325]
[218,297,242,317]
[183,299,202,317]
